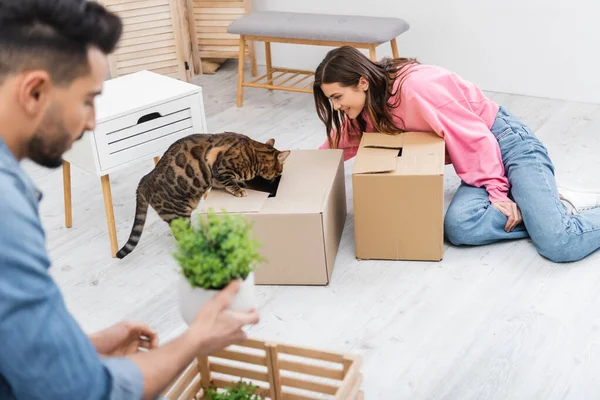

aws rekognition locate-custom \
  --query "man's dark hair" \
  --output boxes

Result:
[0,0,122,85]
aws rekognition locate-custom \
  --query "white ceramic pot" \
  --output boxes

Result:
[178,272,257,326]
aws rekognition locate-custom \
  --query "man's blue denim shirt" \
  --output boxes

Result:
[0,136,144,399]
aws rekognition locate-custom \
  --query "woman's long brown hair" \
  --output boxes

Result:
[313,46,419,149]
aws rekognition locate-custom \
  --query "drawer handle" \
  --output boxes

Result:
[137,112,162,124]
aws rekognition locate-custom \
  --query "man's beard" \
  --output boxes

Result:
[27,112,84,169]
[27,133,69,168]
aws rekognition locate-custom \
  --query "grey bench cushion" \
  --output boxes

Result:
[227,11,409,44]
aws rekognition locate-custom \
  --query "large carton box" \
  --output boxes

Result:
[352,132,445,261]
[199,150,347,285]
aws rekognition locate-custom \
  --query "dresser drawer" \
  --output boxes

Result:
[95,95,197,170]
[101,126,194,171]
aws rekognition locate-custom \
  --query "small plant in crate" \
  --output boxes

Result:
[204,380,264,400]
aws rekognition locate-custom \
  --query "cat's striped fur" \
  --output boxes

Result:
[116,132,290,259]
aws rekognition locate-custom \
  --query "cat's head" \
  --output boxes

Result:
[258,138,290,180]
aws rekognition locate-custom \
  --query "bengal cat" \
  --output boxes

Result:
[116,132,290,259]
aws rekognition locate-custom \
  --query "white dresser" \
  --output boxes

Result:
[62,70,207,257]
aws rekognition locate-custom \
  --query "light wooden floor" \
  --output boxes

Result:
[25,61,600,400]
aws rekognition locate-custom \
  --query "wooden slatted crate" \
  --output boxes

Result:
[100,0,192,81]
[163,339,364,399]
[185,0,256,75]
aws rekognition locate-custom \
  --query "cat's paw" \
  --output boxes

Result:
[226,186,246,197]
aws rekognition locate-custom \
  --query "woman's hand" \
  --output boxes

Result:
[89,321,159,357]
[493,201,523,232]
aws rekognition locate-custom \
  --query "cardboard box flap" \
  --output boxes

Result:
[353,133,403,174]
[353,148,398,174]
[362,132,405,149]
[396,132,445,176]
[199,189,269,214]
[261,150,343,214]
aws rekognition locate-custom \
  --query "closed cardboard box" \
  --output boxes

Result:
[352,132,445,261]
[199,149,347,285]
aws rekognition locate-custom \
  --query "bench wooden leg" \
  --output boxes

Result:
[369,44,377,62]
[62,161,72,228]
[237,36,246,107]
[265,42,273,89]
[249,40,257,77]
[101,175,118,258]
[390,38,399,58]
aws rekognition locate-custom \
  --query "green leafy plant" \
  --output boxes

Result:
[171,210,264,290]
[203,380,263,400]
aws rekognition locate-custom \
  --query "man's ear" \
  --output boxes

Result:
[17,70,51,118]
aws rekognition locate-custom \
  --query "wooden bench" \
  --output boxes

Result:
[227,11,410,107]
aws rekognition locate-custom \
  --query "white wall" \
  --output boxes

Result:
[252,0,600,104]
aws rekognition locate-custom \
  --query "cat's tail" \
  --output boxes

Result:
[116,182,150,259]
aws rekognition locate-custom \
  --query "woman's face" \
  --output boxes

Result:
[320,77,369,120]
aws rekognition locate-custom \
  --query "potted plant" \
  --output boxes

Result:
[171,210,264,325]
[204,380,263,400]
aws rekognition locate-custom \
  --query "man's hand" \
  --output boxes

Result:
[188,280,260,356]
[89,321,158,357]
[493,200,523,232]
[126,280,260,400]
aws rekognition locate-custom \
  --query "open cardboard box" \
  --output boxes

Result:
[352,131,445,261]
[198,150,347,285]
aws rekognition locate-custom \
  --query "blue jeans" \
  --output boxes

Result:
[444,106,600,262]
